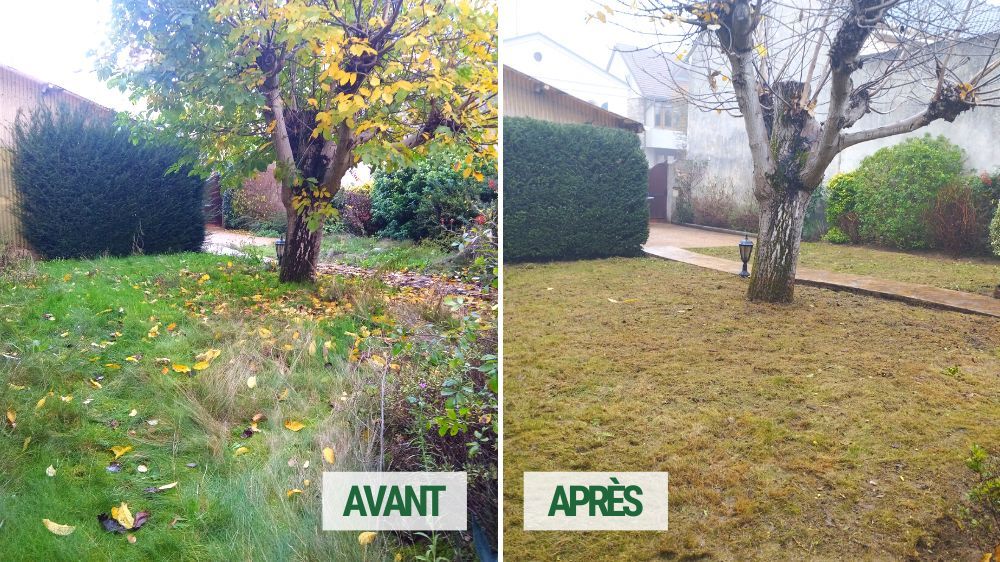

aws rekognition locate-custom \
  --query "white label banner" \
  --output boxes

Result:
[523,472,669,531]
[322,472,467,531]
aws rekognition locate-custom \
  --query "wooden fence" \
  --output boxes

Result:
[0,64,113,248]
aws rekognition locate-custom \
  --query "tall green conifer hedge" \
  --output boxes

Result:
[11,106,204,258]
[503,117,648,262]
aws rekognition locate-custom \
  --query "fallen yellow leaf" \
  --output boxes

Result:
[110,445,132,459]
[192,361,210,371]
[195,348,221,363]
[112,502,134,529]
[234,446,250,456]
[6,408,15,426]
[358,531,377,546]
[42,518,76,535]
[172,364,191,374]
[323,447,335,465]
[284,420,305,432]
[166,322,177,332]
[246,376,257,389]
[308,340,317,356]
[158,482,178,490]
[35,396,46,410]
[286,488,303,497]
[258,328,272,338]
[46,465,56,477]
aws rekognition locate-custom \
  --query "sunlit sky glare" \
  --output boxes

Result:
[501,0,652,61]
[2,0,998,113]
[0,0,136,111]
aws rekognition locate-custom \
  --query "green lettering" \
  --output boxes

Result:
[343,485,367,516]
[364,485,387,516]
[548,486,571,516]
[384,486,407,516]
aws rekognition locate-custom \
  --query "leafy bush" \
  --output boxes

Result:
[964,445,1000,550]
[11,106,204,258]
[854,135,965,249]
[339,190,376,236]
[823,226,850,244]
[370,155,496,242]
[450,204,497,290]
[928,182,981,256]
[690,183,759,232]
[503,117,648,262]
[991,201,1000,257]
[971,170,1000,252]
[802,186,829,242]
[825,172,862,243]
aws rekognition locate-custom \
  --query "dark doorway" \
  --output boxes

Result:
[647,162,669,220]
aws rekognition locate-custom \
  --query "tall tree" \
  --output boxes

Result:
[600,0,1000,302]
[101,0,497,282]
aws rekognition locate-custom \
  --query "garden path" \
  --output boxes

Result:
[643,232,1000,317]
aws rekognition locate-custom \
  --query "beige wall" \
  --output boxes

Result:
[0,65,112,248]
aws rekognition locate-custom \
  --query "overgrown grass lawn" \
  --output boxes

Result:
[503,258,1000,560]
[0,252,396,559]
[693,242,1000,296]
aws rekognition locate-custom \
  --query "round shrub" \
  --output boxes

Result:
[370,155,496,241]
[854,135,965,250]
[12,106,204,258]
[503,117,649,262]
[825,172,862,243]
[822,226,850,244]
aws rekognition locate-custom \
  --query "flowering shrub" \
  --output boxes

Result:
[991,201,1000,257]
[451,204,497,290]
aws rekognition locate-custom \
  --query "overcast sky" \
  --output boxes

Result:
[501,0,652,63]
[0,0,136,111]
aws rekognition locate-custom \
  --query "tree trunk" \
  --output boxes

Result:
[747,188,811,303]
[279,213,324,283]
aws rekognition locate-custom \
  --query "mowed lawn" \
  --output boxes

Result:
[503,258,1000,561]
[0,252,391,560]
[693,242,1000,297]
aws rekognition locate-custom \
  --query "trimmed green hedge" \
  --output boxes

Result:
[11,106,204,258]
[503,117,648,262]
[854,135,965,250]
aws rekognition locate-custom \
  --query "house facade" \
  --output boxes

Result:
[504,33,690,220]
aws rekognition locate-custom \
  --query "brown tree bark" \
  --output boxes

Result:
[747,188,811,302]
[279,212,324,283]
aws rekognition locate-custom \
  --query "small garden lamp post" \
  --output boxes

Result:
[738,235,754,278]
[274,237,286,266]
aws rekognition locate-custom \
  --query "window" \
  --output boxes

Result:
[653,102,681,128]
[600,102,609,110]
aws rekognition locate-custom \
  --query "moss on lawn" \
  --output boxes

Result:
[693,242,1000,296]
[503,257,1000,560]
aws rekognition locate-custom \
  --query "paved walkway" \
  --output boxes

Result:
[646,222,752,248]
[203,226,277,256]
[644,225,1000,318]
